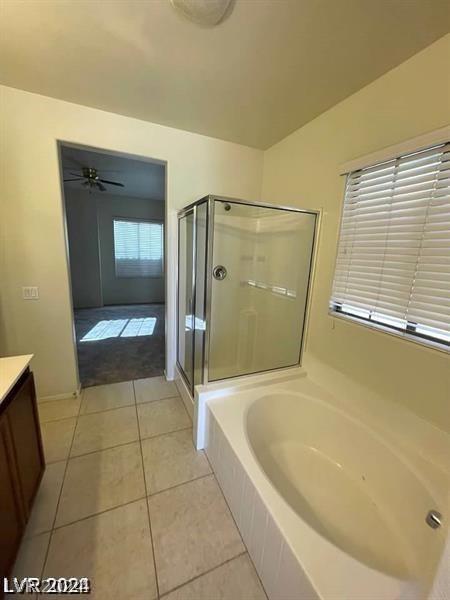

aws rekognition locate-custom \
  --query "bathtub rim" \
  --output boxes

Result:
[242,388,444,582]
[205,393,422,600]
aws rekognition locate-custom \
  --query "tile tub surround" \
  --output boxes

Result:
[205,406,318,600]
[10,376,266,600]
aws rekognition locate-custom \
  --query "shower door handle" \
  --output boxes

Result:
[213,265,227,281]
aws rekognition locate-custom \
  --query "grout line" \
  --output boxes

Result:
[38,401,134,426]
[133,379,161,600]
[39,414,78,426]
[159,551,248,598]
[77,400,137,418]
[147,472,213,498]
[51,496,148,532]
[39,394,182,425]
[67,438,141,461]
[45,427,194,465]
[26,474,214,540]
[39,391,83,579]
[139,426,193,444]
[135,394,181,407]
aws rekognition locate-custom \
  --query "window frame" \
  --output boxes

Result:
[329,139,450,353]
[113,217,164,279]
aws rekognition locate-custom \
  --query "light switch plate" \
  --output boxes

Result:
[22,286,39,300]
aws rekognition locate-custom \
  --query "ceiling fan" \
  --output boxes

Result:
[64,167,125,192]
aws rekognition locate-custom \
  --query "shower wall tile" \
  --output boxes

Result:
[247,494,268,572]
[239,472,256,546]
[204,405,319,600]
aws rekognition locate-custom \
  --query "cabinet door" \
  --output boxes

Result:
[0,420,23,578]
[7,372,45,516]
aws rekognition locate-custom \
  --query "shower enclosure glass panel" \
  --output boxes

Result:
[193,201,207,387]
[177,210,195,388]
[209,201,316,381]
[177,196,318,390]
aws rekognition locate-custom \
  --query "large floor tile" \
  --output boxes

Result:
[10,532,51,580]
[80,381,134,415]
[71,406,138,456]
[41,418,76,463]
[138,397,190,440]
[43,500,157,600]
[142,429,210,494]
[38,397,80,423]
[162,554,267,600]
[26,461,66,537]
[149,474,244,594]
[56,442,145,526]
[134,376,178,404]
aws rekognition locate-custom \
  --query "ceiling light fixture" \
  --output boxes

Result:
[170,0,233,26]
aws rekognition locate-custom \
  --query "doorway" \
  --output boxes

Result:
[59,143,167,388]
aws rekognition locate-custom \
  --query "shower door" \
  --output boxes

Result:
[208,200,316,381]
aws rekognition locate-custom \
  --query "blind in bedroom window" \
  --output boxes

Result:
[330,142,450,346]
[113,219,163,278]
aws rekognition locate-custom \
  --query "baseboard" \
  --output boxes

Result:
[38,387,80,403]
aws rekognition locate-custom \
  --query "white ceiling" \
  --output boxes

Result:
[61,145,165,199]
[1,0,449,149]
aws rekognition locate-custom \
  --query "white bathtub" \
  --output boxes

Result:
[201,371,446,600]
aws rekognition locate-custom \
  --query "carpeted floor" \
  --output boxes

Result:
[74,304,165,388]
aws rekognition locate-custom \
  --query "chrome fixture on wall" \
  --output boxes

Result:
[426,510,442,529]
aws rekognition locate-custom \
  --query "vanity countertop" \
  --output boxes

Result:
[0,355,33,405]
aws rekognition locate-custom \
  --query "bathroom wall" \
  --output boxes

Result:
[0,86,263,397]
[262,34,450,432]
[65,187,165,308]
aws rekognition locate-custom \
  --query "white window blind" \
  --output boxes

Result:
[331,142,450,347]
[113,219,163,278]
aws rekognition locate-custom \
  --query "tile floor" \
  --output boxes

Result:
[10,377,267,600]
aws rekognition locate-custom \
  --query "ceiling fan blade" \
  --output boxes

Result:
[64,178,84,182]
[99,179,125,187]
[97,182,107,192]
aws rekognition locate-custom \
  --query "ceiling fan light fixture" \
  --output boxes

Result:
[170,0,233,26]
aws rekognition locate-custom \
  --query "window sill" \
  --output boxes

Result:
[329,310,449,355]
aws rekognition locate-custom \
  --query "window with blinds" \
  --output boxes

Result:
[330,142,450,348]
[113,219,163,278]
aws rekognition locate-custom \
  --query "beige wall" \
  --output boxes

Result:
[0,86,263,397]
[1,34,448,430]
[262,34,450,432]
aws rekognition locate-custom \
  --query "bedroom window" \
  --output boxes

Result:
[113,219,163,278]
[330,142,450,349]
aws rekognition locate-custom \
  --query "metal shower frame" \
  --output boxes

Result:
[176,195,320,395]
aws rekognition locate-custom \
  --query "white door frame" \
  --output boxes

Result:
[57,140,172,390]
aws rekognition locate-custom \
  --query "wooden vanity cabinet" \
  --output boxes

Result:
[0,369,45,578]
[0,420,24,578]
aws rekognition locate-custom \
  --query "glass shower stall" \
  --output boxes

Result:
[177,195,318,394]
